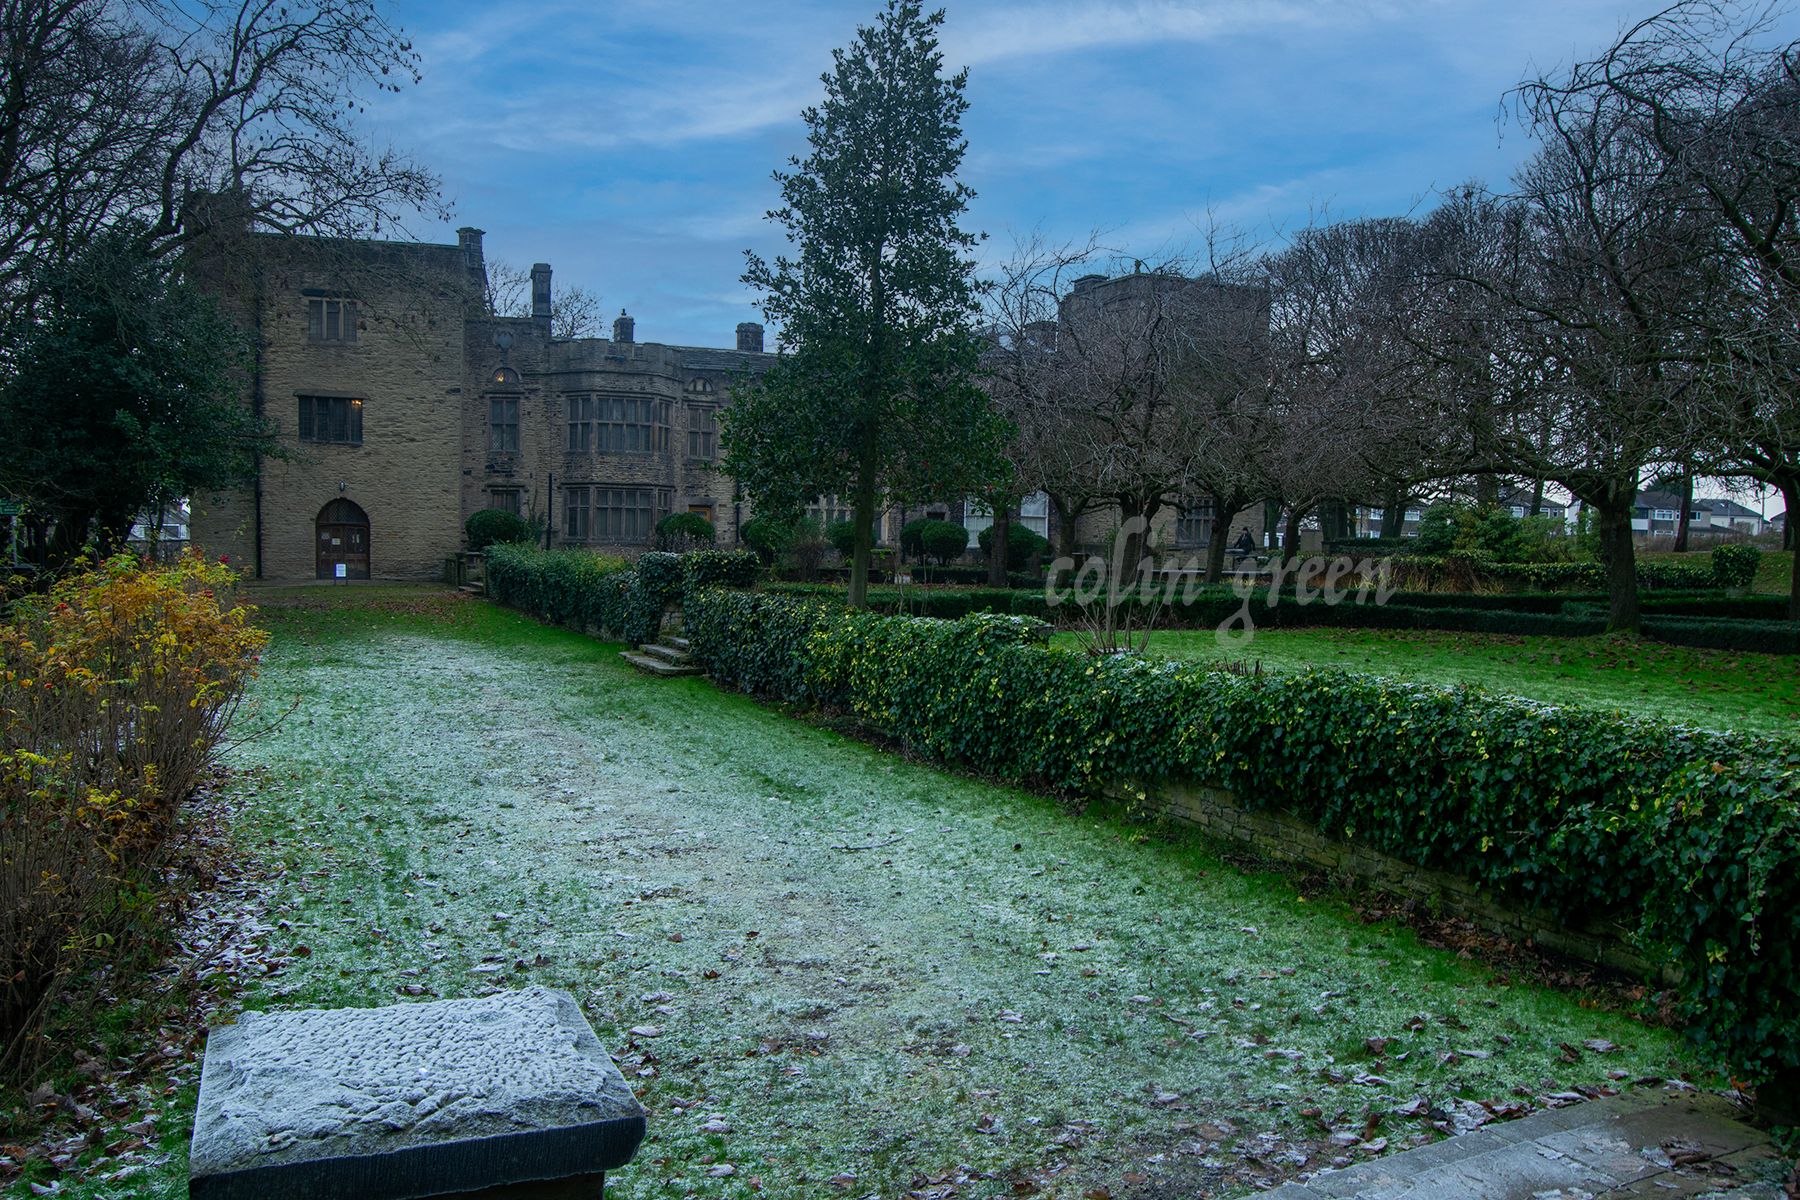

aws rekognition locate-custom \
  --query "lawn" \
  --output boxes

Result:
[15,587,1706,1200]
[1053,626,1800,737]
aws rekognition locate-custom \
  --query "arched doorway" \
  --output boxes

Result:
[315,499,370,579]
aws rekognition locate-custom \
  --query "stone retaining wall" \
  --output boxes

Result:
[1143,782,1672,983]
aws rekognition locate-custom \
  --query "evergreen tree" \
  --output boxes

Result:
[0,226,275,565]
[724,0,1008,608]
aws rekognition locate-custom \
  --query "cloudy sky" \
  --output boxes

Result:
[368,0,1783,350]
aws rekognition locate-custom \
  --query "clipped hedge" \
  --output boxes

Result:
[484,544,659,645]
[682,550,760,596]
[681,590,1800,1081]
[1394,555,1730,593]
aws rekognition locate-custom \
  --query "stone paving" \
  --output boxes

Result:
[1267,1087,1791,1199]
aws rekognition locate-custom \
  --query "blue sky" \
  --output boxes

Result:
[369,0,1783,351]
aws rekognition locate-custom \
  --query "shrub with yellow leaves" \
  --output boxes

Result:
[1,552,266,1075]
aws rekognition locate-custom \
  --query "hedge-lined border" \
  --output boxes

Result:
[682,589,1800,1083]
[760,583,1800,654]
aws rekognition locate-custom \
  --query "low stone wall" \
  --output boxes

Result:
[1145,782,1672,983]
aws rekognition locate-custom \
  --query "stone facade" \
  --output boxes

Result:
[188,226,1269,579]
[190,228,771,579]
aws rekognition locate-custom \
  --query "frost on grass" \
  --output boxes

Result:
[144,594,1702,1199]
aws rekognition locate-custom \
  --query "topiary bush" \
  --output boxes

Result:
[899,517,932,560]
[977,522,1050,571]
[466,507,532,551]
[680,590,1800,1083]
[826,519,858,560]
[1711,543,1762,590]
[656,511,715,550]
[917,519,969,566]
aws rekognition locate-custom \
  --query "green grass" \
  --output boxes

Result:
[18,586,1708,1200]
[1051,625,1799,737]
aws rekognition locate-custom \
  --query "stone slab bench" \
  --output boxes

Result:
[189,986,645,1200]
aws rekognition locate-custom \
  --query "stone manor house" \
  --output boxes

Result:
[190,227,775,580]
[189,226,1266,580]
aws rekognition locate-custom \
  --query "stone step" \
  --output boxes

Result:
[618,651,701,678]
[664,635,691,653]
[458,583,484,595]
[640,643,691,666]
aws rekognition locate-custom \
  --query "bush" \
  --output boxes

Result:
[740,516,793,566]
[899,518,932,560]
[681,591,1800,1082]
[465,507,532,552]
[1712,543,1762,590]
[484,543,653,644]
[656,511,715,550]
[782,518,829,581]
[681,550,760,597]
[977,522,1050,571]
[826,519,859,560]
[917,519,969,566]
[1,554,266,1074]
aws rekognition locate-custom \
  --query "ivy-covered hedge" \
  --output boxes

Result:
[681,590,1800,1081]
[485,544,659,645]
[682,550,761,596]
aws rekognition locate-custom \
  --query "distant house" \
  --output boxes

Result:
[1630,491,1771,539]
[1630,489,1690,535]
[1351,488,1566,539]
[1695,497,1771,537]
[1496,487,1568,524]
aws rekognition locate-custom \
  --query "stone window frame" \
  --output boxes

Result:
[563,393,670,456]
[297,394,364,445]
[489,394,521,454]
[560,484,668,545]
[685,403,718,462]
[489,488,522,516]
[304,295,359,344]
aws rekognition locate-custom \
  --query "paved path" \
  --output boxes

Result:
[1268,1087,1790,1199]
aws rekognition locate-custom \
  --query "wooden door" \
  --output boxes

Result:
[315,500,371,579]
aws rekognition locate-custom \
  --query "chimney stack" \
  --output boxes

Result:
[736,322,764,353]
[613,309,635,343]
[458,228,487,299]
[530,263,552,331]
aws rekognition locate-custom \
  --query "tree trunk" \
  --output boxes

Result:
[987,503,1010,587]
[1473,475,1498,507]
[1048,493,1079,560]
[1204,493,1246,584]
[1117,495,1149,581]
[848,459,879,610]
[1380,494,1406,541]
[1673,474,1694,553]
[1284,504,1307,557]
[1781,476,1800,621]
[46,505,94,569]
[1595,501,1640,634]
[1529,480,1545,519]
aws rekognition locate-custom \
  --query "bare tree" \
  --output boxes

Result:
[0,0,443,316]
[1464,72,1723,632]
[1547,0,1800,616]
[483,259,604,339]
